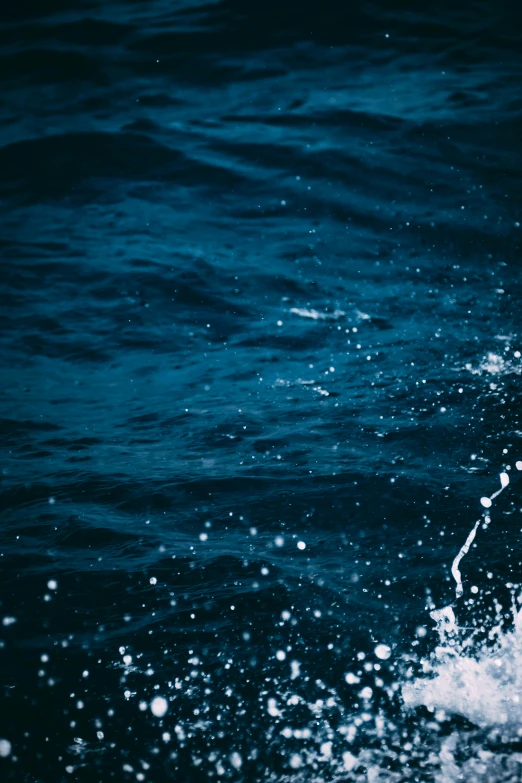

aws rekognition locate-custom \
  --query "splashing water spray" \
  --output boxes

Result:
[430,464,521,635]
[403,460,522,736]
[450,466,517,600]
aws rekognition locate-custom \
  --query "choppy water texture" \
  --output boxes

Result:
[1,1,522,780]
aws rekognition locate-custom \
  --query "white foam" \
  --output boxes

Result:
[403,602,522,731]
[465,352,520,376]
[342,751,358,771]
[289,308,345,321]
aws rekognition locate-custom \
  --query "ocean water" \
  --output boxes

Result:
[1,1,522,780]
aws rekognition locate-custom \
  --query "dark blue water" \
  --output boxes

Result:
[1,1,522,780]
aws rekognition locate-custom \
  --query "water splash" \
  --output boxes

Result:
[403,461,522,737]
[403,595,522,733]
[451,469,512,599]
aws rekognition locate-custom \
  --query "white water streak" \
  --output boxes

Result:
[450,471,510,600]
[451,520,480,598]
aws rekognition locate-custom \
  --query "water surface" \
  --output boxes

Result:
[1,1,522,780]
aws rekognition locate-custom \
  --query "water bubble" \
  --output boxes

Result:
[290,660,301,679]
[0,739,12,757]
[150,696,168,717]
[374,644,392,660]
[320,741,332,758]
[343,751,357,771]
[230,752,242,770]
